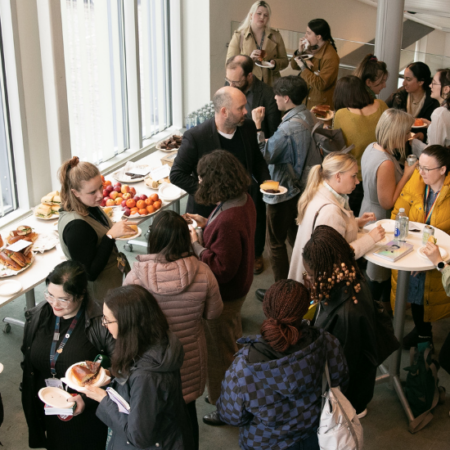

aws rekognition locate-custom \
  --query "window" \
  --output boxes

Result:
[138,0,171,140]
[60,0,129,164]
[0,21,17,218]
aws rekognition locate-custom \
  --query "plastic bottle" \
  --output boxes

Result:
[394,208,409,242]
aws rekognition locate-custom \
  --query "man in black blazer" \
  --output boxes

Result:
[170,86,270,274]
[225,55,281,138]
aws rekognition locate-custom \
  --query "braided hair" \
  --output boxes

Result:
[303,226,362,304]
[261,280,310,352]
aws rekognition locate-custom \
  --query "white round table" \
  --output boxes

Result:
[358,219,450,432]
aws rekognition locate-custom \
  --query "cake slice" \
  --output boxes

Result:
[260,180,280,193]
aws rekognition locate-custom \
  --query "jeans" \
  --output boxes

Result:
[288,431,319,450]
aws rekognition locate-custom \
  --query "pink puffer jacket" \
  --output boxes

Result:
[124,254,223,403]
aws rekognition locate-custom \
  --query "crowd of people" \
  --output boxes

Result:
[17,1,450,449]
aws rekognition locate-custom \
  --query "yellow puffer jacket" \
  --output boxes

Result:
[390,170,450,322]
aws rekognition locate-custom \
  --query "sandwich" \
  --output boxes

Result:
[52,193,61,207]
[41,191,61,206]
[71,361,102,386]
[260,180,280,193]
[145,176,170,189]
[312,104,331,118]
[35,204,53,219]
[4,250,29,268]
[0,250,21,271]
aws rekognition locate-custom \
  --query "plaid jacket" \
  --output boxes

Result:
[216,329,348,450]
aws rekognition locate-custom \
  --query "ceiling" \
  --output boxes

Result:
[359,0,450,31]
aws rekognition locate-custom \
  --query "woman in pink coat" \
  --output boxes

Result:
[124,210,223,449]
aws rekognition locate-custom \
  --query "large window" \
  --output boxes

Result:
[0,21,16,218]
[61,0,128,164]
[138,0,171,140]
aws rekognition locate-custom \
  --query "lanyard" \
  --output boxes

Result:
[50,308,84,377]
[251,30,265,50]
[424,185,440,225]
[206,202,225,227]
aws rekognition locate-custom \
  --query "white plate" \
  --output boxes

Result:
[184,219,197,230]
[113,164,151,183]
[313,110,334,121]
[159,183,182,202]
[260,186,288,196]
[38,387,75,409]
[32,232,59,253]
[411,124,427,129]
[34,213,59,221]
[62,362,111,393]
[0,280,22,296]
[417,246,448,261]
[52,221,59,231]
[255,61,275,69]
[155,135,182,153]
[0,254,34,278]
[116,227,142,241]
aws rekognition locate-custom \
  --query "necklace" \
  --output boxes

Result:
[411,92,425,104]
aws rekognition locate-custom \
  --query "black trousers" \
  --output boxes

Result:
[349,182,364,217]
[439,331,450,374]
[345,358,377,414]
[185,400,199,450]
[411,303,432,337]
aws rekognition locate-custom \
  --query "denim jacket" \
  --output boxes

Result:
[259,104,315,204]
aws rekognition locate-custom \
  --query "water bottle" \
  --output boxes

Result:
[394,208,409,242]
[191,112,198,127]
[198,109,206,124]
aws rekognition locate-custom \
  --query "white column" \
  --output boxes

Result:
[374,0,405,101]
[414,36,428,63]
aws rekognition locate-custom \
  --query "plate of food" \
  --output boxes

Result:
[115,225,141,241]
[145,176,171,190]
[62,361,111,393]
[156,135,182,152]
[417,245,448,261]
[34,204,59,220]
[411,119,428,129]
[32,232,59,253]
[113,164,151,184]
[255,61,275,69]
[6,225,39,246]
[38,387,76,409]
[311,105,334,121]
[0,251,34,277]
[121,193,162,218]
[260,181,287,196]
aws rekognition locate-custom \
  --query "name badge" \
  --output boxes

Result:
[45,378,64,389]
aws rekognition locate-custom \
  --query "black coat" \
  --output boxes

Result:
[21,299,115,449]
[170,118,270,217]
[313,280,378,412]
[96,331,194,450]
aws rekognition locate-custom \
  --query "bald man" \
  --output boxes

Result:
[170,86,270,274]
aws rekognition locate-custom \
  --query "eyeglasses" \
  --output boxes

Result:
[44,291,72,304]
[431,81,441,86]
[224,77,244,87]
[418,165,443,173]
[102,315,117,326]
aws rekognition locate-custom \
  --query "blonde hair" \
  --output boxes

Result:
[296,153,357,224]
[237,1,272,32]
[376,109,414,159]
[58,156,100,216]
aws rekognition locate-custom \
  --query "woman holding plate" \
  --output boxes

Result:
[21,261,114,450]
[58,156,135,303]
[226,1,288,87]
[390,145,450,349]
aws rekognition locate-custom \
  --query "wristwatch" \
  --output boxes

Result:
[436,261,447,271]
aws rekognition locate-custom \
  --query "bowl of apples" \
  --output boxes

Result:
[120,193,163,219]
[100,180,137,209]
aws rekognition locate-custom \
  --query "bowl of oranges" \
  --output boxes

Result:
[121,193,162,219]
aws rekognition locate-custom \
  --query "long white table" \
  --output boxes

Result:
[0,148,186,330]
[359,219,450,432]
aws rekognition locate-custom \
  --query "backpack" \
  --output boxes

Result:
[318,361,364,450]
[404,341,445,433]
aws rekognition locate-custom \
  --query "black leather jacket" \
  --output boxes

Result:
[21,299,115,448]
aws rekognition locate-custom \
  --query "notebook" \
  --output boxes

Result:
[373,240,414,262]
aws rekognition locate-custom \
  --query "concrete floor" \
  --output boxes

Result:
[1,213,450,449]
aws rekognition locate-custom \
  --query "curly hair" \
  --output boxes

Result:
[260,280,310,352]
[195,150,251,205]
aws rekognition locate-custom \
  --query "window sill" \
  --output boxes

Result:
[0,207,33,230]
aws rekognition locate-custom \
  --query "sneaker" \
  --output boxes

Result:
[402,327,419,350]
[357,409,368,419]
[203,410,226,426]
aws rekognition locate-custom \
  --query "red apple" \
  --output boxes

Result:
[130,187,136,196]
[133,195,140,201]
[121,185,130,194]
[139,194,147,201]
[121,200,127,208]
[106,185,114,193]
[124,207,131,216]
[114,185,121,193]
[103,189,109,197]
[122,193,131,200]
[100,198,107,207]
[109,191,119,200]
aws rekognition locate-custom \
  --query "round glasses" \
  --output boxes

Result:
[44,291,72,304]
[102,315,118,326]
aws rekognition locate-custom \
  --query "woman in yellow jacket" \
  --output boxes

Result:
[226,1,288,87]
[391,145,450,348]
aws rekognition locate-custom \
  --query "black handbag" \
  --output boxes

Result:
[373,299,400,365]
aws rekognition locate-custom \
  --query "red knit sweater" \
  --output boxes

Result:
[201,194,256,301]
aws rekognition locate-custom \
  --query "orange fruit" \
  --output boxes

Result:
[104,180,112,186]
[136,200,146,210]
[150,193,159,202]
[101,175,105,182]
[153,201,162,210]
[130,207,139,214]
[116,192,123,198]
[114,197,122,205]
[138,208,147,215]
[146,205,155,214]
[126,199,136,209]
[144,197,154,206]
